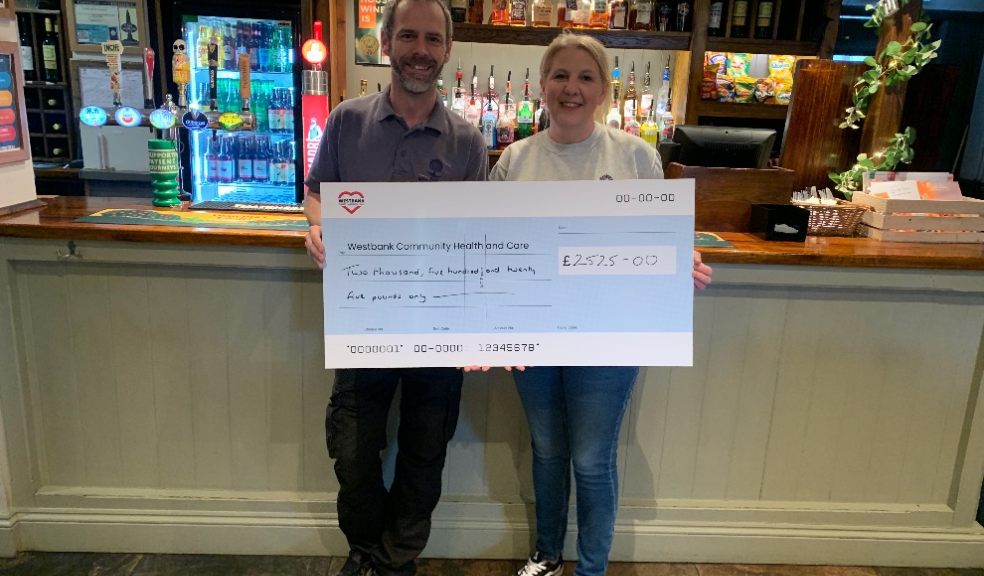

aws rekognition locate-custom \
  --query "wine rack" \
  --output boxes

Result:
[16,8,77,163]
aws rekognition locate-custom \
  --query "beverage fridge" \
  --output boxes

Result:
[159,0,303,206]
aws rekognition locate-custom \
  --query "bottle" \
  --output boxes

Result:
[605,83,621,130]
[609,0,628,29]
[451,0,468,22]
[588,0,609,29]
[451,60,466,117]
[639,61,653,120]
[707,0,726,36]
[556,0,576,28]
[464,66,482,128]
[532,0,553,26]
[218,137,235,184]
[481,98,498,150]
[236,135,253,183]
[285,141,296,184]
[282,88,295,134]
[659,96,674,141]
[18,16,36,83]
[640,106,659,148]
[249,22,260,71]
[755,0,775,39]
[258,22,271,72]
[269,141,283,184]
[196,21,211,69]
[675,1,691,32]
[656,1,672,32]
[497,92,516,149]
[437,77,449,106]
[491,0,510,25]
[628,0,653,31]
[485,65,499,112]
[656,57,670,114]
[268,88,282,132]
[516,68,534,141]
[510,0,529,25]
[468,0,486,23]
[253,136,270,183]
[622,62,638,128]
[205,135,220,183]
[224,22,236,71]
[730,0,749,38]
[42,18,61,83]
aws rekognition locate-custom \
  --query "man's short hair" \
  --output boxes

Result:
[380,0,454,45]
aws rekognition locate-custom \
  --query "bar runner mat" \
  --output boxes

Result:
[77,209,735,245]
[76,209,309,231]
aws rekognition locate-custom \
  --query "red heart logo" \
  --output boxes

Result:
[337,191,365,214]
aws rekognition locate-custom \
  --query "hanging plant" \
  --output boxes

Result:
[865,0,911,29]
[841,20,941,130]
[829,127,916,197]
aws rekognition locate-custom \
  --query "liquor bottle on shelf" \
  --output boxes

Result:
[270,140,284,184]
[755,0,775,39]
[485,66,499,113]
[656,57,670,114]
[609,0,628,29]
[42,18,61,83]
[285,142,296,184]
[640,105,659,148]
[556,0,576,28]
[437,77,449,106]
[282,88,295,133]
[628,0,653,31]
[491,0,510,25]
[588,0,609,29]
[605,83,621,129]
[253,136,270,183]
[218,136,235,184]
[497,93,516,149]
[516,68,534,141]
[707,0,726,36]
[464,66,482,128]
[532,0,553,26]
[656,1,672,32]
[730,0,750,38]
[259,22,272,72]
[451,0,468,23]
[639,61,653,120]
[510,0,528,25]
[18,17,36,82]
[622,61,638,128]
[451,60,466,117]
[237,135,254,183]
[205,135,220,183]
[248,22,260,71]
[468,0,485,23]
[659,92,674,141]
[481,97,498,150]
[223,22,236,71]
[675,1,691,32]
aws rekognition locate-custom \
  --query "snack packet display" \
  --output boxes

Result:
[773,78,793,105]
[716,75,736,102]
[702,65,719,100]
[705,52,728,76]
[768,55,796,83]
[754,77,775,103]
[726,52,751,78]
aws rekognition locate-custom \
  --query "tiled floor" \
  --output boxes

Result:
[0,554,981,576]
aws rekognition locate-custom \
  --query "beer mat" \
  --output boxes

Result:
[695,232,734,248]
[190,200,304,213]
[76,209,309,231]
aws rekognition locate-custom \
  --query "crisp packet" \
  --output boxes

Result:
[716,75,735,102]
[768,55,796,83]
[734,76,756,103]
[754,77,775,103]
[726,52,751,78]
[705,51,728,76]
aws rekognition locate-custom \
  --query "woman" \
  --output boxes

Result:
[489,32,713,576]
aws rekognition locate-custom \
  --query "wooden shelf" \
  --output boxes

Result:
[14,8,61,15]
[696,100,789,120]
[706,38,822,56]
[452,24,691,51]
[24,81,68,88]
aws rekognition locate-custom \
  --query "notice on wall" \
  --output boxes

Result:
[74,0,140,47]
[0,53,24,155]
[354,0,388,66]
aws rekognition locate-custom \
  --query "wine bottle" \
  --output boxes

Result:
[707,0,726,37]
[19,16,36,82]
[730,0,750,38]
[755,0,775,39]
[42,17,61,83]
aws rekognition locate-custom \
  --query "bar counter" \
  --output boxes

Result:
[1,195,983,566]
[1,196,983,269]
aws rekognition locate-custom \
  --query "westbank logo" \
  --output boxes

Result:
[337,191,365,214]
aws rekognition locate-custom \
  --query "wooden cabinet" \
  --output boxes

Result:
[15,8,78,163]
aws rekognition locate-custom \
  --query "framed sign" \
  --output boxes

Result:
[354,0,388,66]
[0,41,31,165]
[64,0,149,53]
[0,0,13,20]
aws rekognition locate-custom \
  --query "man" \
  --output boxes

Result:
[302,0,487,574]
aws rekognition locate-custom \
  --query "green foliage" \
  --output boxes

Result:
[840,19,941,130]
[829,127,917,198]
[864,0,910,29]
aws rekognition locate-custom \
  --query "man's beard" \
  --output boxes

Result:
[392,54,444,94]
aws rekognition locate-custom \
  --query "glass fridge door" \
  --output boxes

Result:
[184,15,297,205]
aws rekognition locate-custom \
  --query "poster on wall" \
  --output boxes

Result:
[354,0,388,66]
[74,0,140,47]
[0,43,30,165]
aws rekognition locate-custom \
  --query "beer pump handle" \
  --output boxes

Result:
[143,48,156,109]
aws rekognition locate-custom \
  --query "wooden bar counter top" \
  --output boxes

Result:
[1,196,983,270]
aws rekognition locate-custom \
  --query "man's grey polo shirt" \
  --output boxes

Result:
[305,86,488,191]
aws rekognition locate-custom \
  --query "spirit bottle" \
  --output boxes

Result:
[622,61,638,128]
[605,83,621,129]
[656,57,670,114]
[656,1,672,31]
[639,61,653,120]
[491,0,511,25]
[640,106,659,147]
[481,98,498,149]
[451,0,468,22]
[464,66,483,128]
[588,0,609,29]
[707,0,726,36]
[659,94,674,141]
[628,0,653,31]
[675,1,691,32]
[437,77,449,106]
[42,18,61,83]
[497,92,516,148]
[510,0,529,25]
[730,0,750,38]
[755,0,775,39]
[532,0,553,26]
[609,0,628,29]
[516,68,535,141]
[451,60,466,117]
[485,65,499,112]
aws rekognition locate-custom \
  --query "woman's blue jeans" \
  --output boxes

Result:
[513,366,639,576]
